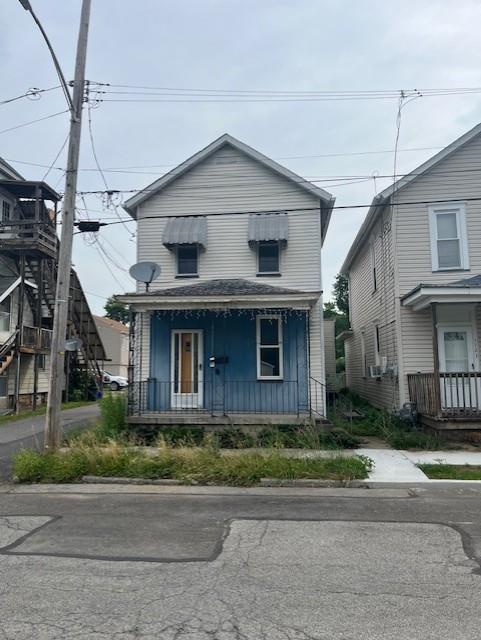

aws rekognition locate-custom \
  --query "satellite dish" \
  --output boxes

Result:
[129,261,161,292]
[65,337,83,351]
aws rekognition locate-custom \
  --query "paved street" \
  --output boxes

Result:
[0,404,100,479]
[1,485,481,639]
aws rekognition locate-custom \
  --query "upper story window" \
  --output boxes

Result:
[258,241,280,274]
[1,200,11,223]
[248,212,288,277]
[176,245,198,276]
[256,315,283,380]
[429,203,469,271]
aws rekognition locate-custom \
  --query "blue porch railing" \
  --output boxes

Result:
[127,377,326,418]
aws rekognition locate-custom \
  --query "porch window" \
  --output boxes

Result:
[1,201,10,223]
[256,315,283,379]
[429,204,468,271]
[258,241,280,274]
[176,245,198,276]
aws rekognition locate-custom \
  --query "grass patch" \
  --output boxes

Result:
[0,400,96,426]
[419,463,481,480]
[13,445,372,486]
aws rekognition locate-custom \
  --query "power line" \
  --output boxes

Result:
[42,132,69,181]
[0,110,69,136]
[77,196,481,225]
[0,85,61,106]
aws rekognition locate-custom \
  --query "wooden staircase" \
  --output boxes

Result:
[24,257,106,379]
[0,331,18,375]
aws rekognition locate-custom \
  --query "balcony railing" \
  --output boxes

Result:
[20,326,53,351]
[407,372,481,418]
[127,379,325,418]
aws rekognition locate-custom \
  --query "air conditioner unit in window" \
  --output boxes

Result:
[369,365,382,378]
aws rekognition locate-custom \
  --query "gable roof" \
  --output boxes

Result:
[123,134,335,229]
[94,315,129,335]
[341,122,481,273]
[0,157,23,181]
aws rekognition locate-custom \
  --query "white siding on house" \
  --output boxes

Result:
[346,131,481,410]
[133,143,325,395]
[344,207,399,409]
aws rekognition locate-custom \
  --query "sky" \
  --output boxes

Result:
[1,0,481,315]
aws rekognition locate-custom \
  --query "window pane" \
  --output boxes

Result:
[444,331,468,372]
[436,212,458,239]
[438,239,461,268]
[177,245,198,274]
[260,347,280,376]
[260,318,279,345]
[258,242,279,272]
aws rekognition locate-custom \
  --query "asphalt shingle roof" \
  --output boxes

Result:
[145,278,309,297]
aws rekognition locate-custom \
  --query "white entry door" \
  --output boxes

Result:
[171,330,203,409]
[438,325,480,409]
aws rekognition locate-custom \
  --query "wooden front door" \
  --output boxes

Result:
[171,330,203,408]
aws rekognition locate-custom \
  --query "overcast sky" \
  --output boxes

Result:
[1,0,481,315]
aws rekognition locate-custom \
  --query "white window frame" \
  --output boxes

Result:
[360,330,367,378]
[256,314,284,380]
[257,240,281,275]
[176,244,199,277]
[429,203,469,271]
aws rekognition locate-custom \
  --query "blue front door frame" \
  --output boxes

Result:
[149,309,309,414]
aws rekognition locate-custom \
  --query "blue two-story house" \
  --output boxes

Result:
[119,134,334,426]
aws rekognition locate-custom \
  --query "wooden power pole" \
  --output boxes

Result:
[44,0,92,450]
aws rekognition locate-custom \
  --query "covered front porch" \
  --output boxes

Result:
[122,279,326,426]
[402,275,481,426]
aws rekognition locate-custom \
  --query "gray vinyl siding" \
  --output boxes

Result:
[396,133,481,295]
[345,208,399,410]
[346,131,481,409]
[135,145,325,398]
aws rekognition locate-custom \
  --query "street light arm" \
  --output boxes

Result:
[18,1,75,114]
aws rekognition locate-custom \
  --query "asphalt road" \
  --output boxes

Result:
[1,485,481,638]
[0,403,100,479]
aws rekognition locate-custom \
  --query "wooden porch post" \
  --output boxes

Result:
[431,303,441,416]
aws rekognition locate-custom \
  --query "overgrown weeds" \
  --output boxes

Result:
[330,391,444,450]
[13,445,371,486]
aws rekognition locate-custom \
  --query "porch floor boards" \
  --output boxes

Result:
[128,412,312,426]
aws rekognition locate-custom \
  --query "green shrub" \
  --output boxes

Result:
[98,393,127,439]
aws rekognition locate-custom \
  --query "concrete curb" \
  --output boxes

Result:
[82,475,182,486]
[259,478,369,488]
[80,475,370,489]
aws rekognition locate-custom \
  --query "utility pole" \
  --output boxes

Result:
[44,0,92,450]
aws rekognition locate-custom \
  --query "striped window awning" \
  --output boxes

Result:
[162,216,208,249]
[248,212,288,245]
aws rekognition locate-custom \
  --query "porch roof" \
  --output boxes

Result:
[401,274,481,310]
[117,278,320,310]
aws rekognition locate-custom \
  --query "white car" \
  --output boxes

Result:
[102,371,128,391]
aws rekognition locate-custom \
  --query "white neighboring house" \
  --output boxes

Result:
[118,134,335,426]
[341,122,481,435]
[94,315,129,382]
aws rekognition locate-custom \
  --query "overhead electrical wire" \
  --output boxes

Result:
[0,85,61,106]
[0,109,69,136]
[41,132,69,181]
